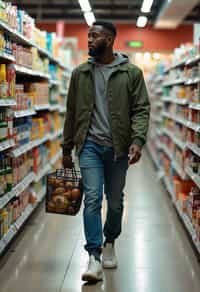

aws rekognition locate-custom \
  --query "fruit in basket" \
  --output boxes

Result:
[65,181,73,190]
[71,188,81,201]
[54,178,65,187]
[53,187,65,195]
[52,195,69,206]
[63,190,72,201]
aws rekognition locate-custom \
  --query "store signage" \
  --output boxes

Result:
[126,40,143,48]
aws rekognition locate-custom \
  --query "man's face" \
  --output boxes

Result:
[88,25,112,57]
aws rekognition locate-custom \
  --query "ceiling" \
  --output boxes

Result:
[8,0,200,24]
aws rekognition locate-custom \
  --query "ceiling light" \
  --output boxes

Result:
[78,0,91,12]
[84,11,96,26]
[141,0,154,13]
[137,16,148,28]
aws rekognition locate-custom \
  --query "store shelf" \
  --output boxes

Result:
[0,20,35,47]
[49,104,61,111]
[163,78,186,87]
[187,142,200,157]
[0,139,15,152]
[162,111,191,128]
[0,20,70,71]
[0,99,16,106]
[154,100,163,107]
[60,89,67,95]
[164,59,186,73]
[0,51,15,62]
[34,104,50,111]
[34,163,51,182]
[59,107,66,114]
[14,109,36,118]
[155,88,163,94]
[151,114,162,123]
[185,55,200,67]
[172,160,187,180]
[49,129,62,141]
[162,128,186,150]
[50,150,62,165]
[185,166,200,189]
[176,201,200,254]
[163,176,176,202]
[189,103,200,111]
[156,128,163,136]
[187,121,200,132]
[185,77,200,85]
[37,186,46,203]
[14,64,50,79]
[11,135,50,158]
[0,188,46,256]
[50,79,61,86]
[162,96,189,105]
[160,142,173,160]
[0,172,35,209]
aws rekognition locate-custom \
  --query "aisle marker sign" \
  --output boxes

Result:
[126,41,143,48]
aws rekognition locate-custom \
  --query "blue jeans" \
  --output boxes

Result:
[79,140,128,257]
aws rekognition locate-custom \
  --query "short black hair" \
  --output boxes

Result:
[93,21,117,38]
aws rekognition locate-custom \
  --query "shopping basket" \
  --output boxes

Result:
[46,167,83,215]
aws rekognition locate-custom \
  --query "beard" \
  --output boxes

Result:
[88,40,107,57]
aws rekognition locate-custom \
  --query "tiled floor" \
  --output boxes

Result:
[0,151,200,292]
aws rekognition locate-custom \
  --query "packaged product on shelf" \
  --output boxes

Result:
[196,209,200,241]
[32,114,49,141]
[6,64,15,98]
[0,1,7,23]
[0,153,6,196]
[186,187,200,222]
[32,144,49,175]
[29,82,49,106]
[0,63,7,98]
[173,176,195,201]
[12,152,32,185]
[0,208,8,235]
[0,109,7,141]
[13,116,32,147]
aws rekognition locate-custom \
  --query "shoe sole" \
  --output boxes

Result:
[82,273,103,283]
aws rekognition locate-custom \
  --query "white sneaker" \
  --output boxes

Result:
[102,243,118,269]
[82,255,103,282]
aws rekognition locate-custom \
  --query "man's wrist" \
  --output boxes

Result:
[132,138,144,149]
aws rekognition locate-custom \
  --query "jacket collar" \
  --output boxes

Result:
[79,61,129,72]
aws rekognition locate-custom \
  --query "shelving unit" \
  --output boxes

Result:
[0,6,71,255]
[148,48,200,257]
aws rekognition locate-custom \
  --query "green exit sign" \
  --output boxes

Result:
[127,41,143,48]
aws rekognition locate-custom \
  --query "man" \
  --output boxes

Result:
[62,21,150,283]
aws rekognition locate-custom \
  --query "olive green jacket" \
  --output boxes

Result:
[62,61,150,159]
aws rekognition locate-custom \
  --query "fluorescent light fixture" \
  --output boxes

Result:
[78,0,91,12]
[84,11,96,26]
[141,0,154,13]
[137,16,148,28]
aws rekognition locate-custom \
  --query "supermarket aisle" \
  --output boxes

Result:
[0,151,200,292]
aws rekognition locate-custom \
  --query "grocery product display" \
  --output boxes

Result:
[148,43,200,255]
[0,0,70,255]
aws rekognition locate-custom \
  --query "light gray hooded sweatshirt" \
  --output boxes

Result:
[87,52,129,147]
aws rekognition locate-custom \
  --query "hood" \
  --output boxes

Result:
[88,52,129,67]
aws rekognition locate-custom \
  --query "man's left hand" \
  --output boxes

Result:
[128,144,142,166]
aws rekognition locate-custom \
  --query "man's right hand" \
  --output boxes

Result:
[63,155,73,169]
